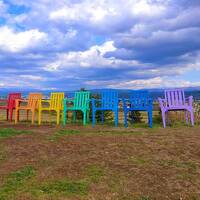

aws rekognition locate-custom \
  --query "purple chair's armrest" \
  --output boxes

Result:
[186,96,193,106]
[158,98,167,108]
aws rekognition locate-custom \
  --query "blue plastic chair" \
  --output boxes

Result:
[123,90,153,128]
[92,90,119,127]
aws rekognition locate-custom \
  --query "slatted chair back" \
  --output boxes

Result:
[73,91,90,109]
[164,89,185,107]
[27,93,42,109]
[130,90,150,109]
[49,92,65,110]
[8,93,21,108]
[101,90,118,110]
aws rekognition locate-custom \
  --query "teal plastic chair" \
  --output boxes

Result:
[63,91,90,126]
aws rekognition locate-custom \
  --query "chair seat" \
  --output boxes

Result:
[40,107,62,111]
[66,107,86,111]
[126,107,150,111]
[94,107,115,111]
[17,106,34,110]
[164,106,191,111]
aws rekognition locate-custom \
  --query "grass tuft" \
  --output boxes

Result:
[129,156,150,166]
[48,129,80,141]
[0,128,32,139]
[40,179,89,196]
[137,197,152,200]
[0,146,7,163]
[86,165,104,183]
[0,166,36,200]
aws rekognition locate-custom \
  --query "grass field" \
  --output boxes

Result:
[0,121,200,200]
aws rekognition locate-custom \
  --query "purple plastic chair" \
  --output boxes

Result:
[158,89,194,128]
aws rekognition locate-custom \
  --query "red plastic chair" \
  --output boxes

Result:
[0,93,21,121]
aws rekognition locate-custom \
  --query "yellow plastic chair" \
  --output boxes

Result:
[38,92,64,125]
[15,93,42,124]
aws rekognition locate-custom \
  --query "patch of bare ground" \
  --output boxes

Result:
[0,122,200,200]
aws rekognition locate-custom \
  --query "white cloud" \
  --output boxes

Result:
[85,77,200,89]
[19,75,45,80]
[44,40,144,71]
[131,0,166,17]
[0,26,48,53]
[49,1,119,24]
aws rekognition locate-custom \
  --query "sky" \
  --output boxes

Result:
[0,0,200,91]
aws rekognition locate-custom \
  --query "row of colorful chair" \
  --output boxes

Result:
[0,89,195,128]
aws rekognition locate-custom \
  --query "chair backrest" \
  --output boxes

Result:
[73,91,90,109]
[27,93,42,109]
[49,92,65,110]
[101,90,118,110]
[129,90,151,108]
[164,89,185,107]
[7,93,21,108]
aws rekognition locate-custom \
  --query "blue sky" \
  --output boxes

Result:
[0,0,200,91]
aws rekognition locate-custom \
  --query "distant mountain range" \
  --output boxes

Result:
[0,87,200,100]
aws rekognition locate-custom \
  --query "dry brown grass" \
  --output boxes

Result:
[0,122,200,200]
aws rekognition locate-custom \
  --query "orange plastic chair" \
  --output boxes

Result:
[15,93,42,124]
[38,92,64,125]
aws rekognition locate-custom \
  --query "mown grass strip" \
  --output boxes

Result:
[48,129,80,141]
[0,128,32,139]
[40,179,89,196]
[0,166,36,200]
[86,165,104,183]
[0,145,7,163]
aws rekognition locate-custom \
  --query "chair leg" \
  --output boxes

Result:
[190,109,194,126]
[92,110,96,128]
[38,110,41,125]
[148,110,153,128]
[101,111,104,125]
[15,109,19,124]
[115,110,118,127]
[6,109,9,121]
[31,110,35,124]
[26,110,29,121]
[185,111,188,124]
[63,108,67,125]
[83,111,86,126]
[161,110,166,128]
[131,111,134,124]
[87,110,90,123]
[72,111,76,123]
[124,111,128,128]
[10,109,13,122]
[56,110,60,125]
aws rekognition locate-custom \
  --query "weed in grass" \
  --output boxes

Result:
[158,159,197,172]
[129,156,150,167]
[0,128,32,139]
[0,166,89,199]
[86,165,104,183]
[191,195,200,200]
[0,152,6,162]
[40,179,89,196]
[136,196,152,200]
[97,130,147,136]
[176,172,196,182]
[0,146,7,163]
[48,129,80,141]
[0,166,36,200]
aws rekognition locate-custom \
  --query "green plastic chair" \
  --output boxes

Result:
[63,91,91,126]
